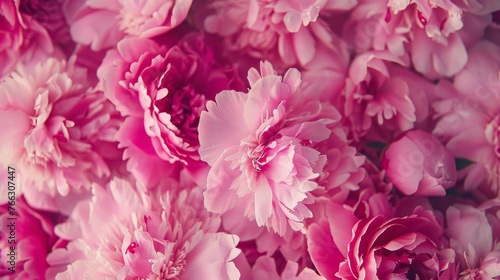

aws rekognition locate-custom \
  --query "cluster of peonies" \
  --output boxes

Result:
[1,0,500,279]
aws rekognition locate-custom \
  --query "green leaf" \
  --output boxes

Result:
[366,141,387,149]
[455,157,475,171]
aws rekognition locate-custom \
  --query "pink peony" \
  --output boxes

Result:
[0,197,58,279]
[307,201,456,279]
[251,256,325,280]
[0,0,55,77]
[342,0,494,79]
[342,51,418,140]
[197,0,355,67]
[382,130,458,196]
[19,0,75,55]
[0,57,120,212]
[98,34,243,187]
[221,205,310,263]
[63,0,192,51]
[445,204,500,279]
[49,176,241,279]
[433,40,500,200]
[199,61,342,236]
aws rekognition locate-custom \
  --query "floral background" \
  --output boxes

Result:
[1,0,500,279]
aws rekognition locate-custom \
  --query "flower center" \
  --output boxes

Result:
[159,249,187,279]
[248,144,266,172]
[460,268,483,280]
[154,85,206,141]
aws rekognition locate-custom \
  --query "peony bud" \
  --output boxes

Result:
[382,130,457,196]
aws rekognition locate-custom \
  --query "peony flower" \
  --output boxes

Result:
[0,58,119,212]
[196,0,355,67]
[342,0,495,79]
[0,0,55,77]
[63,0,193,51]
[433,40,500,200]
[0,197,58,279]
[342,51,418,140]
[382,129,457,196]
[19,0,75,55]
[199,61,341,236]
[307,200,456,279]
[49,176,241,279]
[445,204,500,279]
[221,204,310,263]
[98,34,243,187]
[251,256,325,280]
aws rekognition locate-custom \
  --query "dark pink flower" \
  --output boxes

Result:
[19,0,75,54]
[0,0,55,77]
[308,201,456,279]
[0,198,57,279]
[98,34,243,187]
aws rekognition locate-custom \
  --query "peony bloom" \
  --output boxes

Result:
[49,176,241,279]
[98,34,243,187]
[63,0,193,51]
[196,0,356,67]
[382,130,457,196]
[0,58,119,212]
[199,61,341,236]
[0,0,55,77]
[342,51,419,140]
[221,205,310,263]
[445,204,500,279]
[342,0,495,79]
[0,197,58,279]
[307,200,456,279]
[433,41,500,200]
[251,256,325,280]
[19,0,75,55]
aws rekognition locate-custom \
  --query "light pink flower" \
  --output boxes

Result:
[251,256,325,280]
[308,201,456,279]
[98,34,243,187]
[382,130,457,196]
[63,0,192,51]
[0,197,57,279]
[0,58,119,212]
[197,0,355,67]
[199,61,341,236]
[0,0,55,77]
[445,204,500,279]
[221,205,309,263]
[49,176,241,279]
[433,41,500,200]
